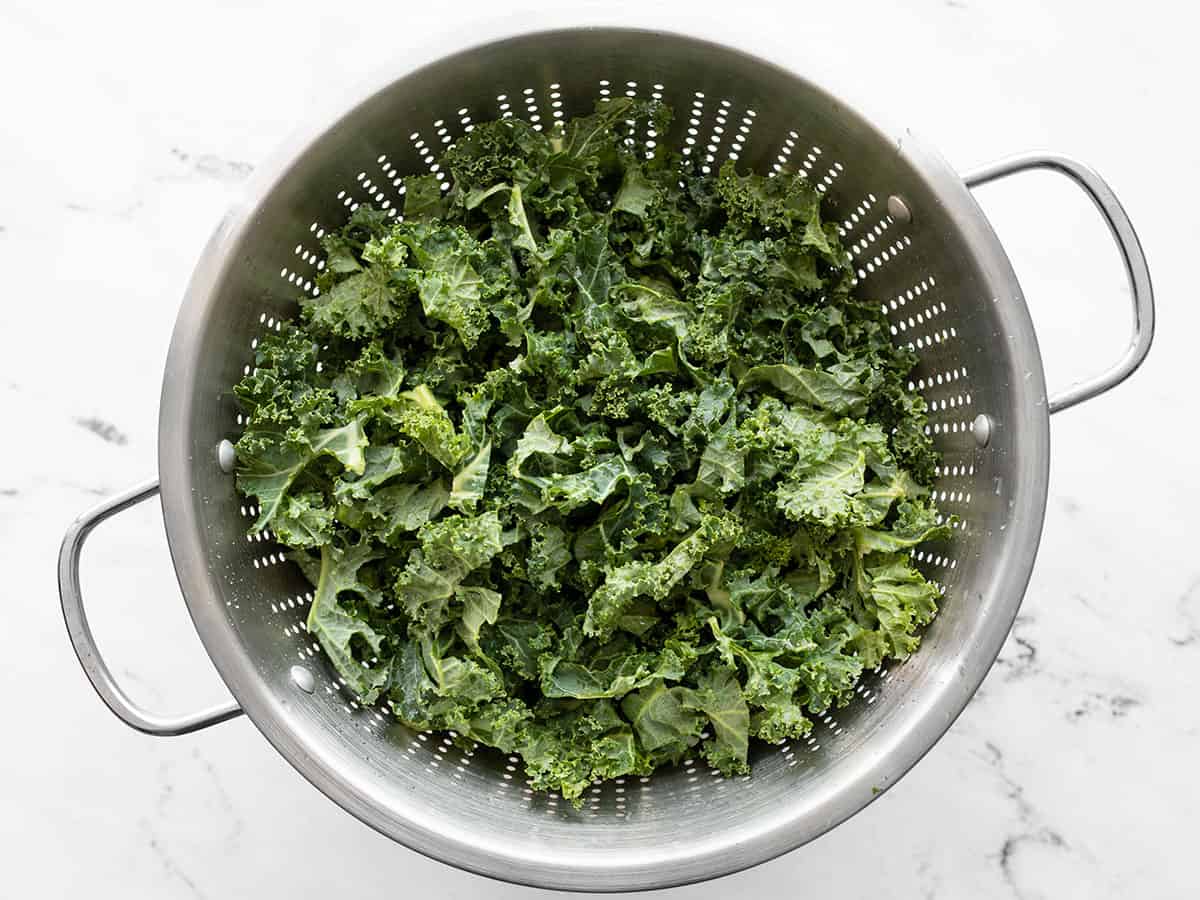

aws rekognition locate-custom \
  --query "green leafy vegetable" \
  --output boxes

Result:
[234,100,949,806]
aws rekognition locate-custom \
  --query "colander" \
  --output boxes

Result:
[57,24,1154,892]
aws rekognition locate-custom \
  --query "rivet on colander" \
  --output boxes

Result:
[217,439,236,473]
[887,195,912,224]
[971,414,992,448]
[289,665,315,694]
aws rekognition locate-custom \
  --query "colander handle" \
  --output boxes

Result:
[964,152,1155,414]
[58,479,244,735]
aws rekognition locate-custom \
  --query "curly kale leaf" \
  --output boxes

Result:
[304,542,388,700]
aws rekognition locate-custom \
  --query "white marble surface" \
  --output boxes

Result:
[3,0,1196,896]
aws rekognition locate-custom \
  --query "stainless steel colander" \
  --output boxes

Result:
[57,24,1154,892]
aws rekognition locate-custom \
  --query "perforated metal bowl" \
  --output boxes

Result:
[58,24,1153,892]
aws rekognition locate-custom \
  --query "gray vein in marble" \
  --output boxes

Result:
[190,747,245,851]
[993,615,1040,682]
[62,481,111,497]
[977,741,1072,900]
[119,667,165,705]
[1072,592,1101,616]
[154,760,175,816]
[59,198,143,222]
[915,858,942,899]
[167,148,255,183]
[979,742,1034,821]
[140,749,244,897]
[0,488,18,496]
[1169,576,1200,647]
[998,831,1068,900]
[140,818,205,900]
[992,609,1143,723]
[1068,691,1141,722]
[73,416,128,445]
